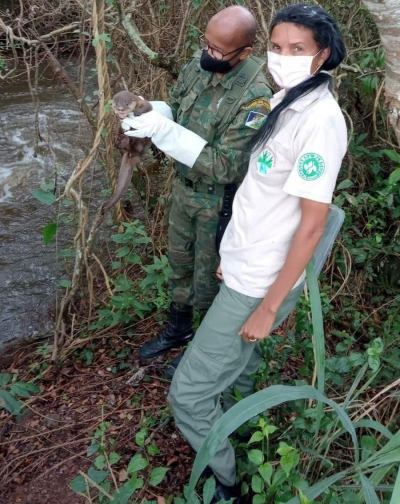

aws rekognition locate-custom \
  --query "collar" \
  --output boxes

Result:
[198,57,250,90]
[270,84,331,113]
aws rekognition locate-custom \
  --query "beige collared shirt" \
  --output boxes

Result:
[220,84,347,298]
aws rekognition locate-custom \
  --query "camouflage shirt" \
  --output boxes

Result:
[168,54,273,186]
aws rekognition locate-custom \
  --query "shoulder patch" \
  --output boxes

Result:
[244,98,271,111]
[245,111,267,130]
[298,153,325,181]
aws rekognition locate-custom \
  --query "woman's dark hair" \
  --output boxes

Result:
[250,4,346,152]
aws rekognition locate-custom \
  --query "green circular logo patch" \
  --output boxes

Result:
[257,148,274,176]
[298,153,325,181]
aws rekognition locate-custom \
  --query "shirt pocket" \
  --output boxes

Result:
[252,136,294,187]
[179,91,219,144]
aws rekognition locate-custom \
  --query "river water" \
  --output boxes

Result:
[0,65,98,348]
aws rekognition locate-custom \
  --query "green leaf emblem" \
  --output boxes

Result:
[298,153,325,181]
[257,149,274,176]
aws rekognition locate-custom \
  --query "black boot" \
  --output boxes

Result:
[164,355,183,380]
[211,481,241,504]
[139,303,194,359]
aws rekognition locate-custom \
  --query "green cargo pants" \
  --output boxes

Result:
[168,281,304,487]
[168,177,222,310]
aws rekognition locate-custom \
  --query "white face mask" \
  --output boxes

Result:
[267,50,322,90]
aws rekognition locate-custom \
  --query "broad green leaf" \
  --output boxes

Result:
[248,449,264,465]
[127,453,148,474]
[10,382,37,398]
[43,222,58,244]
[259,463,273,485]
[361,436,378,450]
[203,476,216,504]
[116,247,131,258]
[252,494,266,504]
[113,473,144,504]
[264,424,278,437]
[337,179,353,190]
[248,431,264,444]
[383,149,400,163]
[70,475,87,494]
[87,467,108,484]
[109,452,121,465]
[94,455,105,470]
[32,189,56,205]
[281,449,300,476]
[149,466,169,486]
[187,385,358,498]
[389,168,400,185]
[0,373,12,386]
[147,444,160,456]
[58,279,72,288]
[126,253,142,264]
[360,473,379,504]
[40,182,55,192]
[87,441,100,457]
[135,428,148,447]
[251,474,264,493]
[0,390,21,415]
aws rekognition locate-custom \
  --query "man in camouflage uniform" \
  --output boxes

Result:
[122,5,272,360]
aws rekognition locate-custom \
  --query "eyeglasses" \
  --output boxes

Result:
[199,36,247,61]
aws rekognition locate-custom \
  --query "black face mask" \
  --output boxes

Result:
[200,50,234,74]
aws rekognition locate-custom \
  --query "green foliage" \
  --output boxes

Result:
[70,419,169,503]
[90,221,171,332]
[43,222,58,244]
[0,373,40,415]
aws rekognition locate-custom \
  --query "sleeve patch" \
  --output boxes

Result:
[244,98,271,111]
[298,153,325,180]
[245,111,267,130]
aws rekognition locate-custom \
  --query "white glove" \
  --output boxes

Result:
[122,110,207,168]
[149,101,174,120]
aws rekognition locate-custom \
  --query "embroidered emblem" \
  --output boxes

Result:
[245,111,267,130]
[244,98,271,111]
[257,148,274,176]
[298,153,325,181]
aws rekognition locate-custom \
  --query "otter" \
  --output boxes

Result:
[102,91,153,213]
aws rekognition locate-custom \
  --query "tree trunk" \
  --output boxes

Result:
[363,0,400,146]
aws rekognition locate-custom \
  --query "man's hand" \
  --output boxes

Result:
[122,111,207,169]
[122,110,165,139]
[216,265,223,281]
[239,305,276,343]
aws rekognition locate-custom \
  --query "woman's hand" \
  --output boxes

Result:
[239,305,276,343]
[216,265,223,281]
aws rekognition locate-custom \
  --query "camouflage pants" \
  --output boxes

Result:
[168,177,222,310]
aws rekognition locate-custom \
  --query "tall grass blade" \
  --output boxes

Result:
[360,473,380,504]
[361,431,400,468]
[286,471,348,504]
[330,419,393,446]
[187,385,359,497]
[389,465,400,504]
[306,262,325,398]
[306,263,326,463]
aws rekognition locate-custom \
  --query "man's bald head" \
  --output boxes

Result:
[208,6,257,48]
